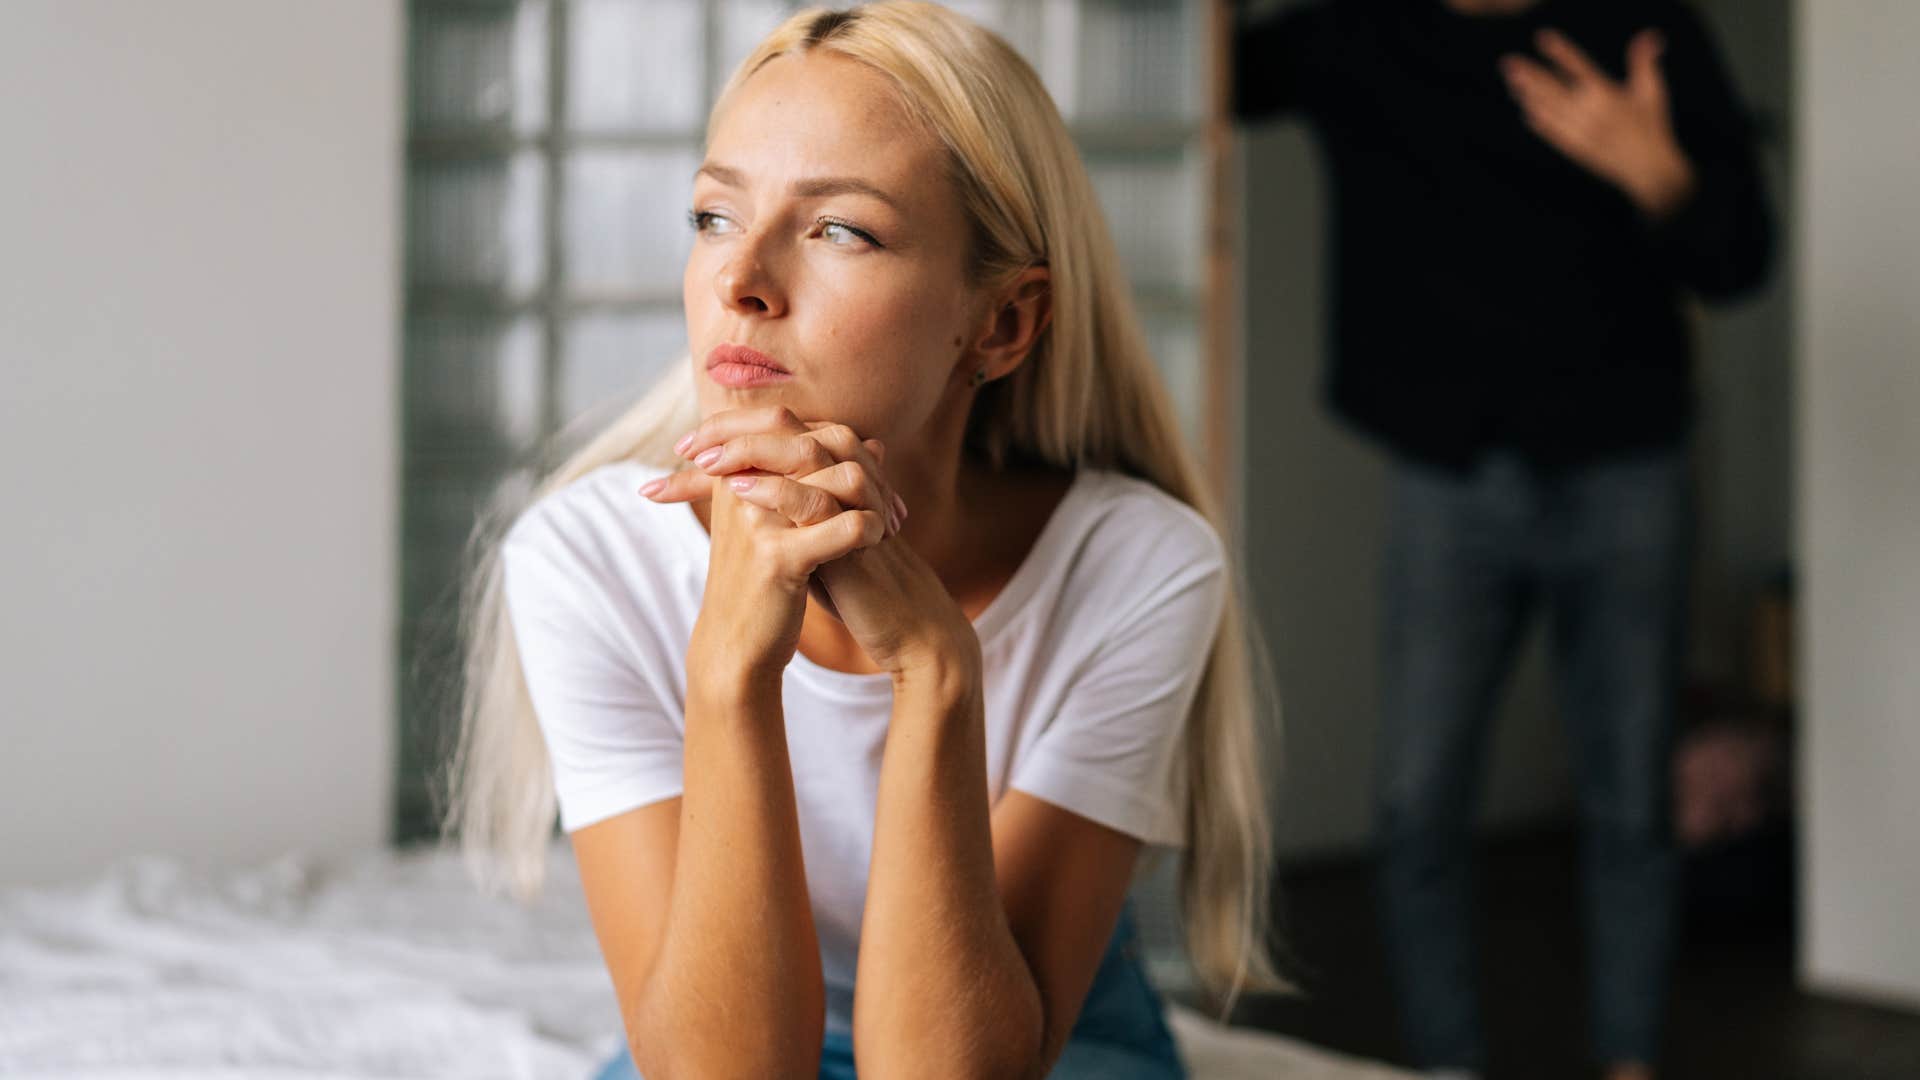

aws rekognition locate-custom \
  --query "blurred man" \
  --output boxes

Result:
[1232,1,1773,1078]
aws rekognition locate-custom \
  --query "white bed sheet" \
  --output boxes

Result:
[0,842,1410,1079]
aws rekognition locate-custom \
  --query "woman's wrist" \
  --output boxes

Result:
[686,663,786,721]
[687,625,790,707]
[889,631,984,706]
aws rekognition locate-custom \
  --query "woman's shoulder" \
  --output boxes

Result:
[1071,467,1228,577]
[1018,466,1229,635]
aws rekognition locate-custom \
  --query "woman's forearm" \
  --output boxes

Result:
[853,661,1044,1080]
[632,666,825,1080]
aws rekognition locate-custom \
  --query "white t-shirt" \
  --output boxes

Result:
[500,458,1226,1033]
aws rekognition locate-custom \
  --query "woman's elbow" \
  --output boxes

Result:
[627,989,825,1080]
[630,1035,822,1080]
[854,1029,1040,1080]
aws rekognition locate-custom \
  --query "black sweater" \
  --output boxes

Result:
[1233,0,1775,472]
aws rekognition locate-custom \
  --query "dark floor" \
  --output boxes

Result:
[1178,825,1920,1080]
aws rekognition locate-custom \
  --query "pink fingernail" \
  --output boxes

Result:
[673,432,695,455]
[728,475,756,492]
[638,478,666,498]
[892,493,908,523]
[694,446,723,468]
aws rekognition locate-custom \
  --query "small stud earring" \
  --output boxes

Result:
[969,367,989,388]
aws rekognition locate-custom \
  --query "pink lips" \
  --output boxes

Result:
[706,343,792,389]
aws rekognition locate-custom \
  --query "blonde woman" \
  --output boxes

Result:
[446,4,1285,1077]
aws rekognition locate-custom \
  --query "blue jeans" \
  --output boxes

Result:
[1374,446,1689,1071]
[590,899,1186,1079]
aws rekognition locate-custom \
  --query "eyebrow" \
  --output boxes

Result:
[695,162,905,213]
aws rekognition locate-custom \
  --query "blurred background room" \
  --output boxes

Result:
[2,1,1915,1077]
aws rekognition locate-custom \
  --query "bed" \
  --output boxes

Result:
[0,842,1412,1079]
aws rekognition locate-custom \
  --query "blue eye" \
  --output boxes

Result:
[818,217,880,248]
[687,209,735,235]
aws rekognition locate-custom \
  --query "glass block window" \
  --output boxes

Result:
[399,0,1219,985]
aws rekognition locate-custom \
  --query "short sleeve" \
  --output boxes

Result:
[1008,524,1228,848]
[500,527,685,832]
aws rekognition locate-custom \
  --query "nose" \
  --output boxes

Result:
[713,241,787,318]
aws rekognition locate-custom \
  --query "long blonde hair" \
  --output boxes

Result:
[440,1,1288,1015]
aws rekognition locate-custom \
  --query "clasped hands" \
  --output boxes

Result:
[639,405,979,682]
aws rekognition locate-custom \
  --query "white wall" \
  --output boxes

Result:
[0,1,402,886]
[1794,0,1920,1010]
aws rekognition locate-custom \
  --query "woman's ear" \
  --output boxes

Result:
[969,265,1052,381]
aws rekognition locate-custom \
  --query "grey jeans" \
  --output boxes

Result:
[1373,445,1690,1071]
